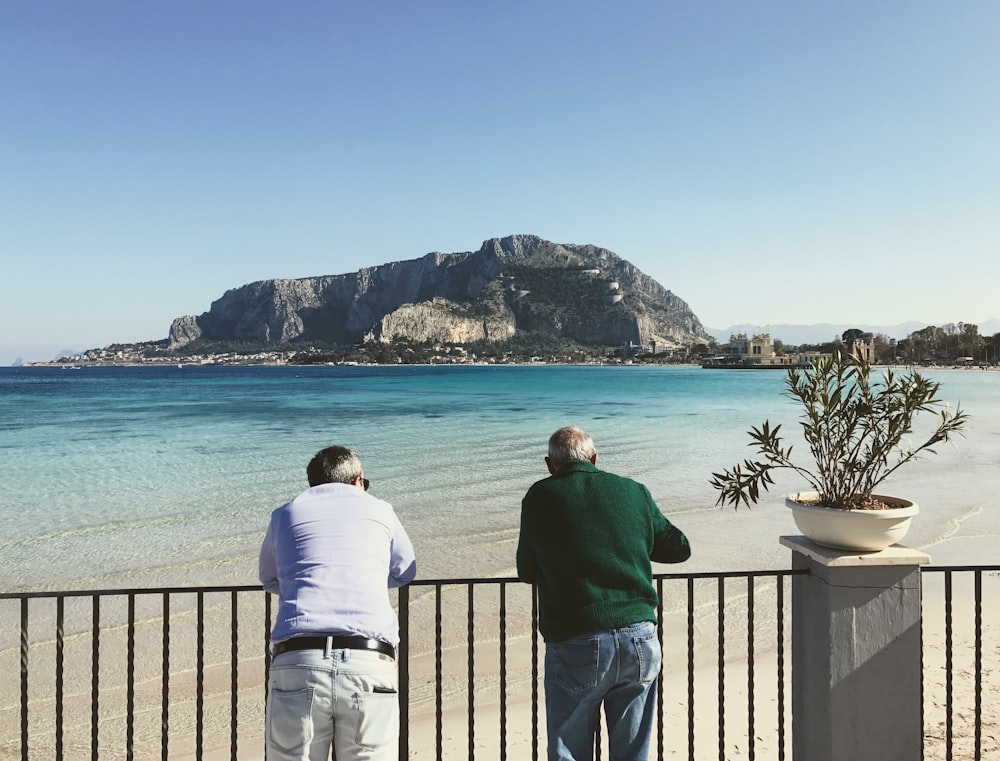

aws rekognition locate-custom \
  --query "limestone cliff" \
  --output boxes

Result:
[168,235,710,349]
[367,298,517,344]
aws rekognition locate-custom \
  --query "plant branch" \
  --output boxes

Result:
[709,349,970,510]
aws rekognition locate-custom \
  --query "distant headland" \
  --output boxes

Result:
[18,234,1000,368]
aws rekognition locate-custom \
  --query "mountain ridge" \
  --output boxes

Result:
[168,235,711,350]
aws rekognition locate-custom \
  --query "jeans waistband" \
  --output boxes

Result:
[272,635,395,660]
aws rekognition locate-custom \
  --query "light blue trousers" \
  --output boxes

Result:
[266,645,399,761]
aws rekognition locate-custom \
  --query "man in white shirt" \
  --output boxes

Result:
[259,445,417,761]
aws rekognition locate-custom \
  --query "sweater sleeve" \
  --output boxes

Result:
[647,491,692,564]
[516,494,539,583]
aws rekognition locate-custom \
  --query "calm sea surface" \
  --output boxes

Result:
[3,364,999,590]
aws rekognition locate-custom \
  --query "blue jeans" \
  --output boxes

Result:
[544,621,661,761]
[266,645,399,761]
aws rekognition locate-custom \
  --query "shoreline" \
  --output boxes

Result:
[16,357,1000,371]
[15,358,700,368]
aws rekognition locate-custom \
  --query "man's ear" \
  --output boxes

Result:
[545,456,557,475]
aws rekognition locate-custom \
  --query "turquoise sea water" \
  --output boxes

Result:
[3,364,999,590]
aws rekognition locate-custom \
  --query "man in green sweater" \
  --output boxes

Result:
[516,426,691,761]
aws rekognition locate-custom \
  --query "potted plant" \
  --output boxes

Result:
[710,350,969,551]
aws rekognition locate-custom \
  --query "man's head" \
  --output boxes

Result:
[546,426,598,474]
[306,446,366,488]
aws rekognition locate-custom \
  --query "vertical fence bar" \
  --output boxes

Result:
[127,593,136,761]
[717,576,725,761]
[91,595,100,761]
[747,577,755,761]
[687,577,695,761]
[776,574,786,761]
[197,591,205,761]
[498,582,508,761]
[467,583,475,760]
[920,573,925,761]
[55,596,64,761]
[230,590,239,761]
[263,591,272,761]
[531,584,539,761]
[656,577,665,761]
[435,584,443,761]
[398,585,410,761]
[162,593,170,761]
[264,591,272,679]
[944,570,953,761]
[974,571,982,761]
[19,597,28,761]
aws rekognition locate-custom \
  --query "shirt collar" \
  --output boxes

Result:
[552,459,599,477]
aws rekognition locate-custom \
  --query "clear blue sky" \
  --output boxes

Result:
[3,1,998,364]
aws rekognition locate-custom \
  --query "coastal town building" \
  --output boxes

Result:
[846,337,875,363]
[701,332,827,369]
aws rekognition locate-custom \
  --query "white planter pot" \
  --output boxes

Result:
[786,491,919,552]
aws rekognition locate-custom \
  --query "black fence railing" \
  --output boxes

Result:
[396,570,802,761]
[2,565,993,761]
[921,565,1000,761]
[1,584,268,761]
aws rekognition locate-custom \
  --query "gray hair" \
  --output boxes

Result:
[547,426,597,468]
[306,446,363,487]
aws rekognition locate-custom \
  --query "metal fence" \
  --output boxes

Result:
[1,565,994,761]
[397,571,800,761]
[921,565,1000,761]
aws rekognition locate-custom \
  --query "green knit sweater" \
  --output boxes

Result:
[516,460,691,642]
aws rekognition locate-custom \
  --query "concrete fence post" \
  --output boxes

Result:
[781,535,930,761]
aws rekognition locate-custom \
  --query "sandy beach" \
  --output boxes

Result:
[6,488,1000,761]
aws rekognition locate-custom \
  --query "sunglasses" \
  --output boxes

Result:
[362,477,370,491]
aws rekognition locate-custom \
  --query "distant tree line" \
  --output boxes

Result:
[769,323,1000,365]
[69,320,1000,368]
[289,333,619,365]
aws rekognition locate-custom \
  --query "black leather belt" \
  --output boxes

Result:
[272,635,395,660]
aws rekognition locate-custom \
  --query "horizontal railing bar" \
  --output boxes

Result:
[8,564,995,601]
[2,569,810,600]
[409,569,807,586]
[0,585,262,600]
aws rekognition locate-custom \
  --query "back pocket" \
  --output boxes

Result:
[631,633,661,684]
[267,686,316,754]
[548,638,600,694]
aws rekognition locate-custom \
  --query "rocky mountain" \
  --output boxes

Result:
[168,235,710,350]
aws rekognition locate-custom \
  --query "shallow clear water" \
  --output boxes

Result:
[2,364,998,590]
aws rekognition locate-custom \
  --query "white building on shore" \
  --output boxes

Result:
[701,332,827,369]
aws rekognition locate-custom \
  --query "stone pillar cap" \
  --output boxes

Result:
[780,535,931,567]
